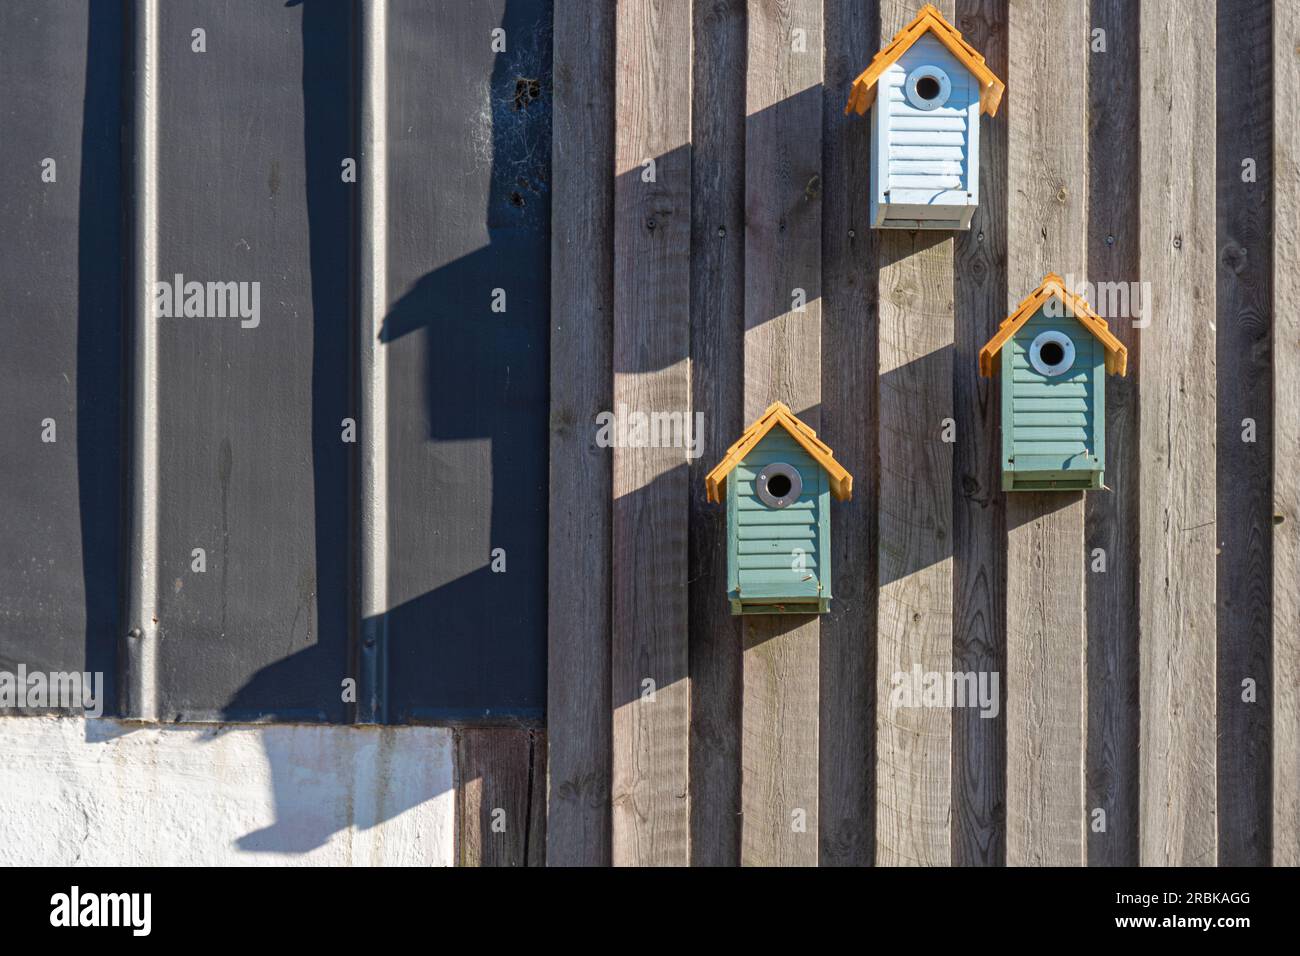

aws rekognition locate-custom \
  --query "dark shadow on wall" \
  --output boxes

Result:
[79,0,126,713]
[215,0,549,853]
[375,0,551,723]
[215,0,355,724]
[601,84,964,717]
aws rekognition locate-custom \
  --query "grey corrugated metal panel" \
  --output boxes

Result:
[0,0,125,713]
[382,0,550,722]
[151,0,354,721]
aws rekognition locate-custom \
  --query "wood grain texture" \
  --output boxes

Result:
[1274,0,1300,868]
[1138,0,1218,866]
[457,728,546,866]
[741,0,823,867]
[1004,0,1088,867]
[1215,0,1273,867]
[1084,0,1140,868]
[689,0,746,868]
[611,0,692,867]
[819,0,879,867]
[548,0,614,866]
[951,0,1008,867]
[874,0,954,868]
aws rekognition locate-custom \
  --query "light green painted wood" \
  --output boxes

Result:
[1003,304,1106,491]
[725,432,832,614]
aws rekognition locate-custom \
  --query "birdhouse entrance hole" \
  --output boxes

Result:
[1028,329,1076,377]
[904,65,952,110]
[756,462,802,509]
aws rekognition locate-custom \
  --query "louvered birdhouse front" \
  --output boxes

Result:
[980,275,1129,492]
[705,403,852,615]
[844,4,1005,231]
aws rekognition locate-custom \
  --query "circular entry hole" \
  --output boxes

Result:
[915,75,941,101]
[1038,340,1065,367]
[756,462,803,509]
[766,473,793,499]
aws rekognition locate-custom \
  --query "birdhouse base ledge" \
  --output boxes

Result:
[730,598,831,616]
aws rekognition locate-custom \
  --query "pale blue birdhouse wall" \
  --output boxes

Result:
[1001,305,1107,491]
[726,430,831,615]
[870,33,980,230]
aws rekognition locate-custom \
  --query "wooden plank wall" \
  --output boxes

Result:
[1084,0,1140,867]
[456,729,546,866]
[1137,0,1219,867]
[740,0,824,868]
[951,0,1007,868]
[538,0,1289,867]
[610,0,693,867]
[1217,0,1274,866]
[688,0,746,867]
[1004,0,1088,866]
[874,0,955,868]
[547,0,615,867]
[1274,0,1299,867]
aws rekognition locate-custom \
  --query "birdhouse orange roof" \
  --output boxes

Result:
[705,402,852,504]
[844,4,1005,118]
[978,274,1129,377]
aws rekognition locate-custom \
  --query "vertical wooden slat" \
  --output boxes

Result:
[951,0,1008,867]
[611,0,692,867]
[1273,0,1300,868]
[457,728,546,866]
[1085,0,1140,867]
[1216,0,1273,866]
[1138,0,1218,867]
[548,0,615,865]
[689,0,746,868]
[741,0,823,867]
[819,0,878,867]
[875,0,954,868]
[1004,0,1088,867]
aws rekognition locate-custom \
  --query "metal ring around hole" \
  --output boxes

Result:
[904,65,952,110]
[756,462,803,510]
[1028,329,1076,377]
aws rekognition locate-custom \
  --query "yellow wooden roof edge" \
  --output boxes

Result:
[978,274,1129,378]
[844,4,1006,118]
[705,402,853,504]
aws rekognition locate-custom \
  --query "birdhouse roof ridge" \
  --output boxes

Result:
[977,274,1129,377]
[844,4,1006,118]
[705,402,853,504]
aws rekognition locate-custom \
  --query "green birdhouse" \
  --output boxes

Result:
[705,402,853,615]
[979,274,1129,492]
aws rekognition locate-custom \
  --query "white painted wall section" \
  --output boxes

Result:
[0,718,454,866]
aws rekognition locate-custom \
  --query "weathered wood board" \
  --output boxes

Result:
[1216,0,1273,866]
[819,0,878,867]
[874,0,955,868]
[548,0,615,866]
[1084,0,1141,868]
[457,728,547,866]
[1004,0,1088,867]
[740,0,824,868]
[1274,0,1300,868]
[688,0,747,868]
[951,0,1008,867]
[611,0,693,867]
[1137,0,1218,867]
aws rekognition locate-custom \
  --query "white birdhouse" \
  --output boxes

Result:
[844,4,1005,231]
